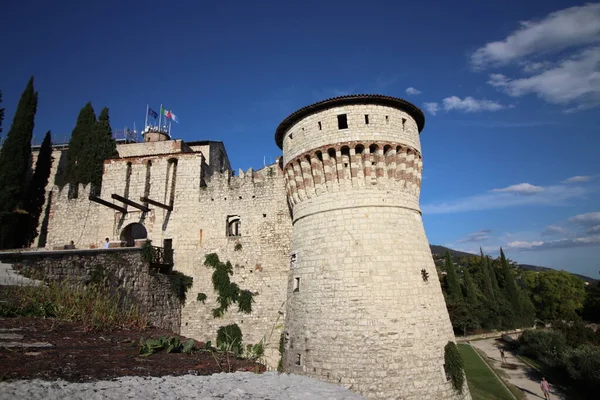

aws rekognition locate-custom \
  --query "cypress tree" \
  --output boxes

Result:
[87,107,117,191]
[0,77,38,249]
[500,248,521,314]
[0,90,4,141]
[20,131,53,246]
[462,269,479,305]
[487,255,501,295]
[65,102,96,186]
[479,249,496,300]
[445,251,463,302]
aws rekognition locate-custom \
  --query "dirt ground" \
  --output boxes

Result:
[0,317,263,382]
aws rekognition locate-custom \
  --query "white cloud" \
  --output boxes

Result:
[522,61,553,73]
[569,211,600,226]
[508,240,544,249]
[406,87,421,95]
[491,183,545,195]
[588,225,600,234]
[471,3,600,68]
[457,229,492,243]
[487,47,600,111]
[423,102,439,115]
[442,96,507,112]
[541,225,569,236]
[422,183,587,214]
[562,175,595,183]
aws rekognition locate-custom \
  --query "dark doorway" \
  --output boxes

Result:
[120,223,148,247]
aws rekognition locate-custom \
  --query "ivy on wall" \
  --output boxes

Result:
[204,253,254,318]
[444,341,465,393]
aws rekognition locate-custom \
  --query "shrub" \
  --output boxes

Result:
[444,342,465,393]
[216,323,243,355]
[562,344,600,386]
[138,335,196,357]
[518,329,567,366]
[0,280,146,332]
[168,271,193,302]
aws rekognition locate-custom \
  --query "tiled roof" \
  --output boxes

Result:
[274,94,425,149]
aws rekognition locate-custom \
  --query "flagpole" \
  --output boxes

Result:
[168,120,172,137]
[158,104,162,132]
[144,104,149,131]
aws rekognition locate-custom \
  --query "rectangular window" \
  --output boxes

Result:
[294,277,300,292]
[337,114,348,130]
[296,353,301,366]
[365,114,369,124]
[318,121,322,130]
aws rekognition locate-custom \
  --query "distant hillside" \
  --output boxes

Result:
[429,244,597,283]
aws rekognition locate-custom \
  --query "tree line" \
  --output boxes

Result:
[0,78,117,249]
[439,248,599,335]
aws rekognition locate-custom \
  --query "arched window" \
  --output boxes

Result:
[226,215,241,237]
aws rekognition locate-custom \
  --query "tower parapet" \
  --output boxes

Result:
[276,95,469,399]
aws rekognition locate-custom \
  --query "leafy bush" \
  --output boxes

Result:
[168,271,193,302]
[562,345,600,386]
[204,253,253,317]
[138,335,196,357]
[216,323,243,355]
[444,341,465,393]
[518,329,567,367]
[0,280,146,332]
[196,292,207,303]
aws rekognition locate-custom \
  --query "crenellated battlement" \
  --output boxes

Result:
[283,140,422,206]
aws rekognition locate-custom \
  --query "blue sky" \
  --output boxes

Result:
[1,0,599,278]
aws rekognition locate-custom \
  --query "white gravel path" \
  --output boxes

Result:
[0,372,366,399]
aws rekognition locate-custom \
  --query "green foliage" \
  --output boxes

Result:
[141,241,154,262]
[0,77,38,249]
[86,107,118,190]
[0,90,4,137]
[237,290,254,313]
[278,331,286,372]
[65,102,96,186]
[444,341,465,393]
[518,329,567,366]
[19,130,53,246]
[204,253,253,317]
[168,271,194,302]
[582,281,600,323]
[197,292,207,303]
[234,243,242,251]
[522,269,585,321]
[0,279,147,331]
[245,340,265,361]
[138,335,197,357]
[216,323,243,355]
[444,251,463,302]
[562,345,600,385]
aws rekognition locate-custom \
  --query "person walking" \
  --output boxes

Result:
[540,377,551,400]
[103,238,110,249]
[500,348,507,363]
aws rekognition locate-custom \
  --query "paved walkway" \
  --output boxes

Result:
[0,262,42,286]
[470,338,564,400]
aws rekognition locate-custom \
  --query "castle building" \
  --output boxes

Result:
[32,95,468,400]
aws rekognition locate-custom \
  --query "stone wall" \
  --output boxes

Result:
[180,164,292,369]
[3,248,182,331]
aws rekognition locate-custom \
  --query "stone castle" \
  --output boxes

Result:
[31,95,469,400]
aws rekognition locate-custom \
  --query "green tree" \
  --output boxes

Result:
[462,269,479,305]
[0,90,4,141]
[479,249,495,300]
[87,107,117,190]
[0,77,38,249]
[522,269,586,321]
[500,248,521,313]
[19,131,53,246]
[444,251,463,303]
[582,281,600,323]
[65,102,96,187]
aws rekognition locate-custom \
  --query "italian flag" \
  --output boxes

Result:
[161,106,179,123]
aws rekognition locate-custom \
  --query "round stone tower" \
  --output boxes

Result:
[275,95,469,400]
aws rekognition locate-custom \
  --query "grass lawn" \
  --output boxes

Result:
[458,344,514,400]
